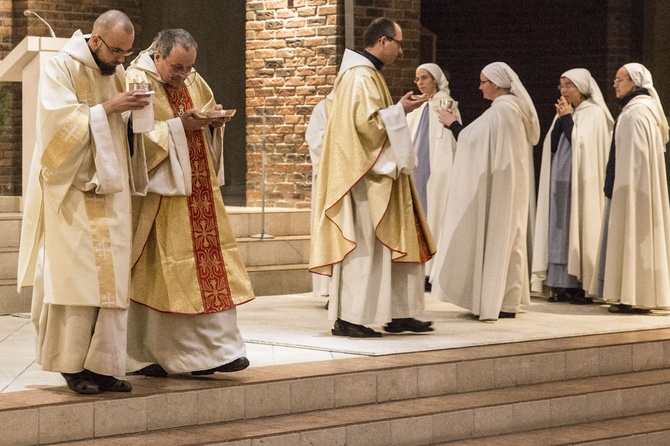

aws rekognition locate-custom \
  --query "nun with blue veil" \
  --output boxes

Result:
[406,63,460,288]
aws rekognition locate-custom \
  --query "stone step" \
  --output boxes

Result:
[227,207,310,238]
[441,411,670,445]
[237,235,309,267]
[0,279,30,314]
[247,263,312,296]
[0,247,18,281]
[3,329,670,445]
[0,212,21,248]
[30,365,670,445]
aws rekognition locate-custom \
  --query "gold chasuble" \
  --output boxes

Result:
[310,50,434,277]
[128,50,253,315]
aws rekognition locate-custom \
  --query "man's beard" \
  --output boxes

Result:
[91,48,119,76]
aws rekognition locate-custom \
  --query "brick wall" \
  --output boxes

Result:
[245,0,421,208]
[245,0,340,208]
[0,0,141,196]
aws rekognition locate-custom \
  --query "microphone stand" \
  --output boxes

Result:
[251,100,275,240]
[24,10,56,38]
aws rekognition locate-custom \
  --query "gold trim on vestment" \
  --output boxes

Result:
[41,108,89,182]
[84,192,117,307]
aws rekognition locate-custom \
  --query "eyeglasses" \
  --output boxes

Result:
[558,83,576,91]
[163,59,198,86]
[98,35,134,58]
[479,79,492,85]
[614,76,631,84]
[414,75,432,83]
[384,35,403,48]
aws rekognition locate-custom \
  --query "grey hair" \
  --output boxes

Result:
[153,29,197,57]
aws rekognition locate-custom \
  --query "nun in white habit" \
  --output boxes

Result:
[431,62,539,321]
[532,69,613,304]
[594,63,670,313]
[406,63,460,285]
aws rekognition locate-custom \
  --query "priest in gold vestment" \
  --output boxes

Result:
[17,11,150,394]
[310,18,435,337]
[126,29,254,376]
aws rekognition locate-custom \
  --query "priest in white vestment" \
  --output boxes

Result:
[532,69,613,304]
[17,11,150,394]
[310,18,436,337]
[126,29,254,376]
[593,63,670,313]
[432,62,539,321]
[406,63,460,289]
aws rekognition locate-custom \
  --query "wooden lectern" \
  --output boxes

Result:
[0,37,68,313]
[0,36,69,209]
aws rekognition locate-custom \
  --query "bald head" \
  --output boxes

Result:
[92,10,134,36]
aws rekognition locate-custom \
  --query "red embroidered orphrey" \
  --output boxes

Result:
[166,86,234,312]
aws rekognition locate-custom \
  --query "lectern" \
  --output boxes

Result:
[0,36,69,209]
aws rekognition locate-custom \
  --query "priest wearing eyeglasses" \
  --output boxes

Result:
[125,29,254,377]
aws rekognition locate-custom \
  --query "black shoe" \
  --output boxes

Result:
[608,304,651,314]
[89,371,132,392]
[135,364,168,378]
[331,318,382,338]
[62,371,100,395]
[569,296,593,305]
[548,289,570,302]
[191,357,250,376]
[424,277,432,292]
[384,318,434,333]
[498,311,516,319]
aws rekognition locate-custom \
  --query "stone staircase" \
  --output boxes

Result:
[3,328,670,445]
[0,197,30,314]
[228,206,312,297]
[0,204,312,315]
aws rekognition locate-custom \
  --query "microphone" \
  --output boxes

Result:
[23,10,56,38]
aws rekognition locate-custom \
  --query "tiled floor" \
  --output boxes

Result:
[0,312,361,393]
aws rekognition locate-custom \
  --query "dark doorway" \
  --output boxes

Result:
[138,0,247,205]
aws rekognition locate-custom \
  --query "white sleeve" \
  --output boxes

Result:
[145,117,192,196]
[373,102,417,178]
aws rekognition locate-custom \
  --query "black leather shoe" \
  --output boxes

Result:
[89,371,132,392]
[331,318,382,337]
[569,296,593,305]
[608,304,651,314]
[384,318,434,333]
[62,371,100,395]
[191,357,250,375]
[135,364,168,378]
[498,311,516,318]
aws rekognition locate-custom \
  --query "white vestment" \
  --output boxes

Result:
[599,95,670,308]
[431,95,534,320]
[406,90,459,275]
[306,99,330,297]
[532,101,612,295]
[16,31,147,375]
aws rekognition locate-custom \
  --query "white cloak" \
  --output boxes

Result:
[431,95,534,320]
[601,95,670,308]
[17,30,147,309]
[532,100,612,295]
